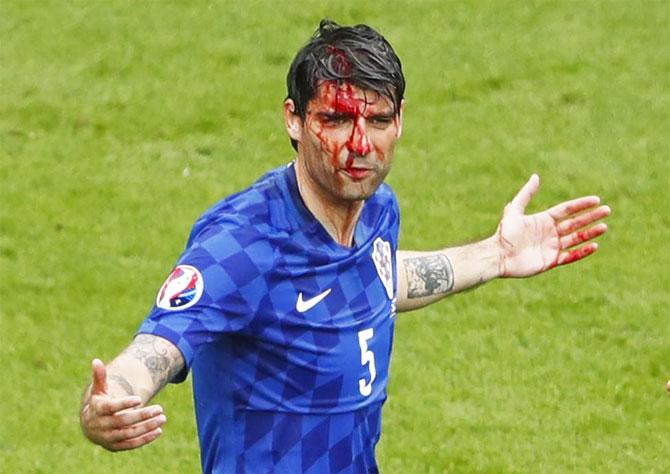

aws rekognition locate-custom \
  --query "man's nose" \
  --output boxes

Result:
[346,118,373,156]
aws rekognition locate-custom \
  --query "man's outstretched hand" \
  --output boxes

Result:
[80,359,166,451]
[496,174,611,278]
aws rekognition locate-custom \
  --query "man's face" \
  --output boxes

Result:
[290,81,403,203]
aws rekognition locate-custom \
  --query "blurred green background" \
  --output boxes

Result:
[1,1,668,472]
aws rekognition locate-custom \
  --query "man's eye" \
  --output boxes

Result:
[369,117,392,127]
[325,115,350,125]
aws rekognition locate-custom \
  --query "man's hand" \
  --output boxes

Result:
[496,174,611,278]
[80,359,166,451]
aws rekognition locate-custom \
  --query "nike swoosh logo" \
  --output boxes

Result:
[296,288,332,313]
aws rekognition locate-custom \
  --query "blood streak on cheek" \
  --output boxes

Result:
[309,85,339,167]
[311,114,345,176]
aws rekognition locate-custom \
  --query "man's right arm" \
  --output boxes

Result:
[80,334,185,451]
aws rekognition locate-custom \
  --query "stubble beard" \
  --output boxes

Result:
[338,167,388,202]
[299,137,394,207]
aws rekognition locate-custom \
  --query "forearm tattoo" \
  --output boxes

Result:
[127,334,181,388]
[108,374,136,396]
[404,254,455,298]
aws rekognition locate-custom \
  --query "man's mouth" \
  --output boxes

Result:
[342,166,372,180]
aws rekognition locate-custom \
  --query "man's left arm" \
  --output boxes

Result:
[396,174,611,313]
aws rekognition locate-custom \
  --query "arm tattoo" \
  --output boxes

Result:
[404,254,454,298]
[108,374,136,396]
[127,334,182,388]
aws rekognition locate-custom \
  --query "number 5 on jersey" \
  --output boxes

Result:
[358,328,376,396]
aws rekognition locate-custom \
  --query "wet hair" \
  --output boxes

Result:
[286,19,405,150]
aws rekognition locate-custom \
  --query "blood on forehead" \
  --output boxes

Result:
[303,80,398,164]
[312,81,391,117]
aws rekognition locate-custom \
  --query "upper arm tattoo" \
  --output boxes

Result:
[126,334,184,388]
[403,254,454,298]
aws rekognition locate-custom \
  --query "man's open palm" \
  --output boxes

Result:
[496,174,611,278]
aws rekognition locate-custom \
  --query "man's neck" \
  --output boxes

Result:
[294,161,364,247]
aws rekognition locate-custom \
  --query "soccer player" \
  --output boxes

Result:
[80,20,610,473]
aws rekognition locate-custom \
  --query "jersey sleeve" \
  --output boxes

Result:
[137,222,274,382]
[389,188,401,252]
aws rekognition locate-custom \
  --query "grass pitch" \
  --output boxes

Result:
[1,1,668,472]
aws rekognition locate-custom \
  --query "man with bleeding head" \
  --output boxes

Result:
[285,22,406,246]
[80,20,610,473]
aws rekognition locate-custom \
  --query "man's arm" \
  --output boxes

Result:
[396,174,611,312]
[396,237,499,312]
[80,334,185,451]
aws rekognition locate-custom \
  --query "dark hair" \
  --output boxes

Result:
[286,19,405,150]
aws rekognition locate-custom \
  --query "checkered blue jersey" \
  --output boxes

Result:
[138,163,400,473]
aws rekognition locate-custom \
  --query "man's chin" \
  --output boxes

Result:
[339,182,379,202]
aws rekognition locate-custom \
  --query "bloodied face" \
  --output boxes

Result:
[287,81,403,204]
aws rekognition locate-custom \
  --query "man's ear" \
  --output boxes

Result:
[395,99,405,139]
[284,99,303,143]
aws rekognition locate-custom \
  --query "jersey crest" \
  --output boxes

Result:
[156,265,204,310]
[372,237,393,299]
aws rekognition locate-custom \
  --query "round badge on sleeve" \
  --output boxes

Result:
[156,265,204,310]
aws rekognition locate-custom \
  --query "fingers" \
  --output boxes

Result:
[106,412,167,444]
[92,394,142,416]
[559,223,608,249]
[91,359,108,396]
[510,174,540,212]
[83,401,167,451]
[556,242,598,266]
[97,404,163,430]
[547,196,602,221]
[109,427,163,451]
[556,205,611,235]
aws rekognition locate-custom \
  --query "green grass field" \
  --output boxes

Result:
[1,1,668,472]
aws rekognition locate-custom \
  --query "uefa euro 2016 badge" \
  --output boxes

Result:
[372,237,394,300]
[156,264,204,310]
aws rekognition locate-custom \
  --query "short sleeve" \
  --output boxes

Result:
[137,222,275,382]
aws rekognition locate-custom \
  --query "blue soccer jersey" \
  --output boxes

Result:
[138,163,400,473]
